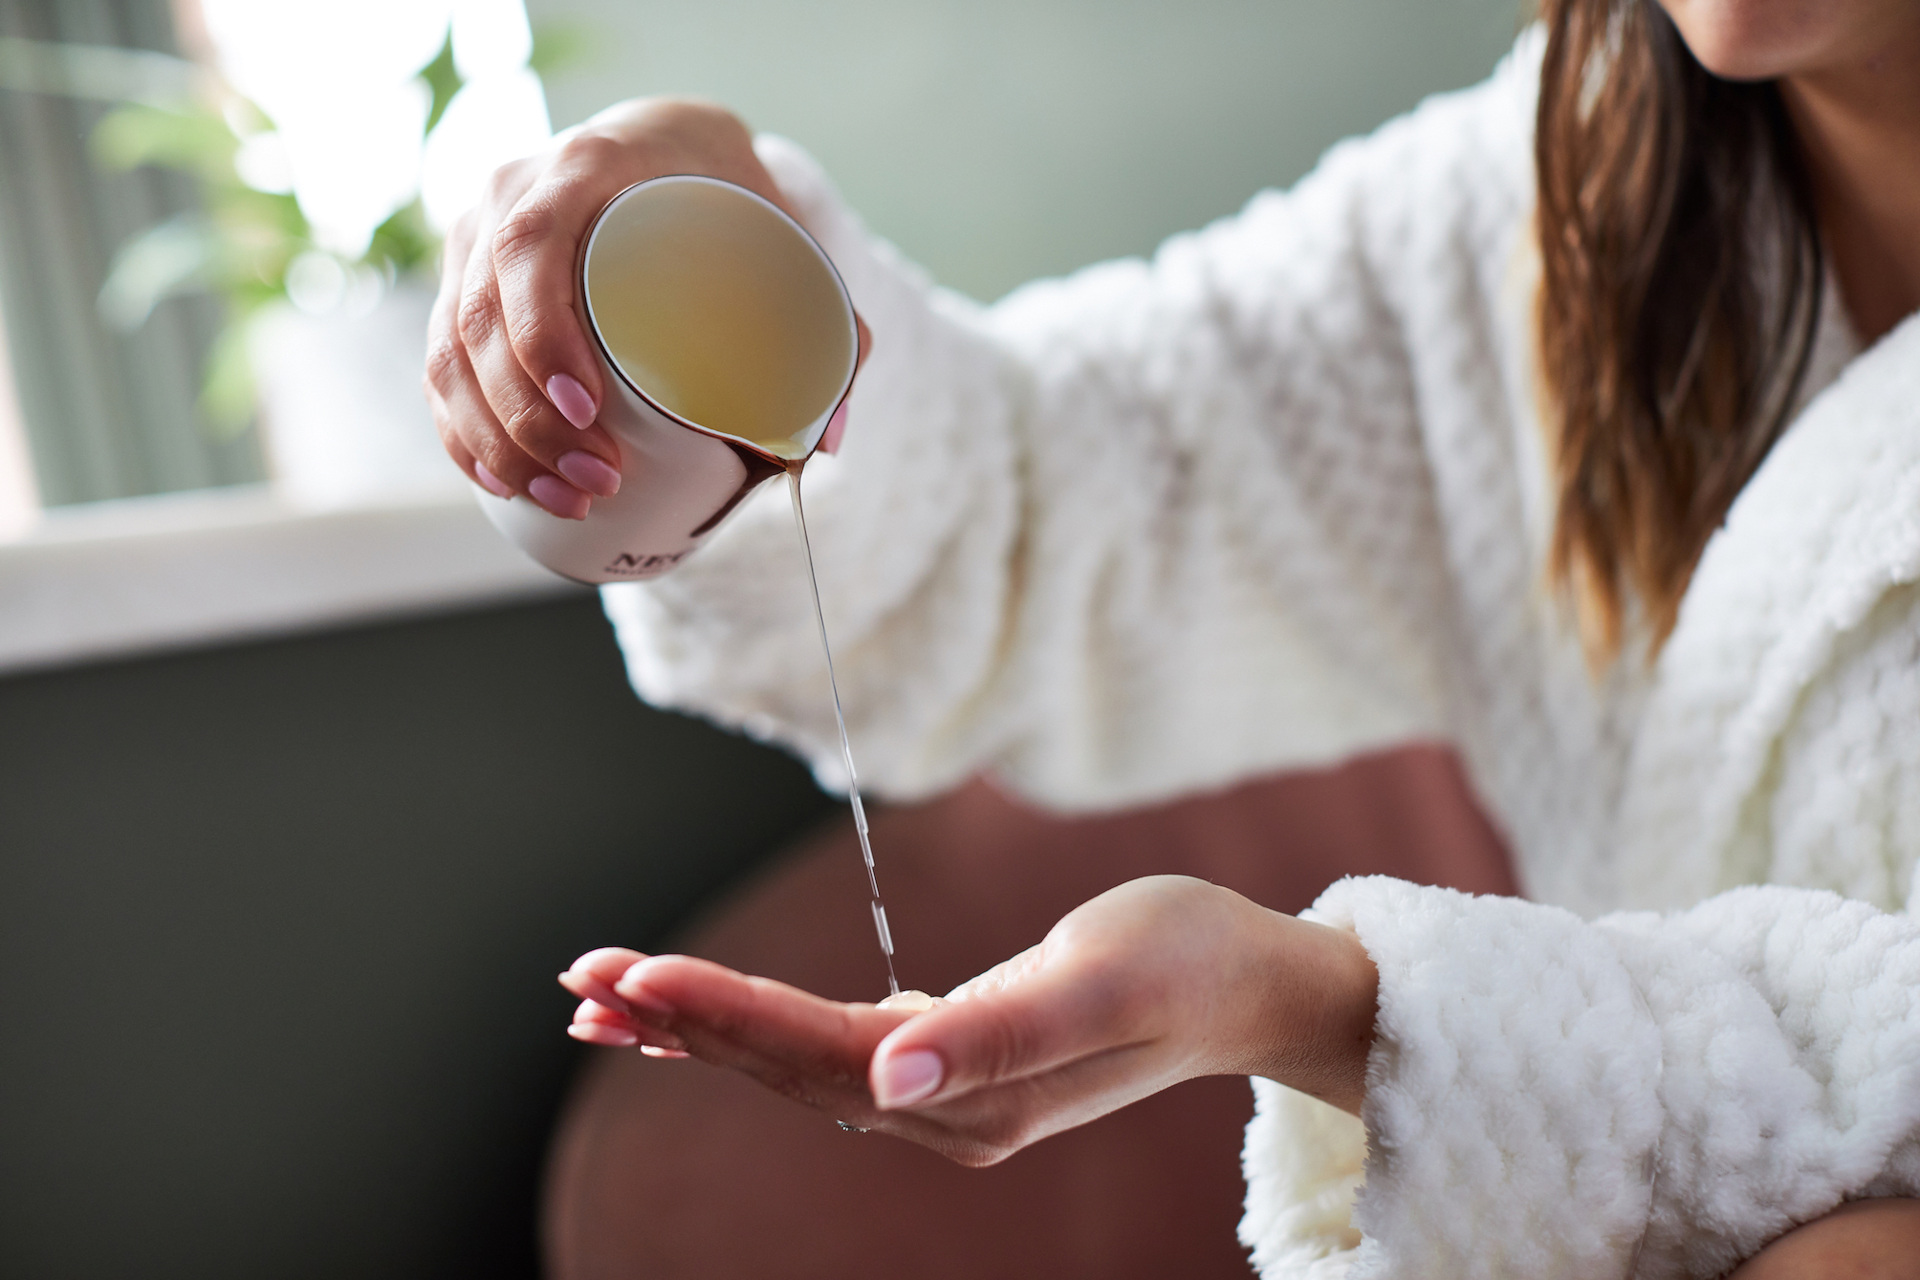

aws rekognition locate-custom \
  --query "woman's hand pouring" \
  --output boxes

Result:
[426,98,868,520]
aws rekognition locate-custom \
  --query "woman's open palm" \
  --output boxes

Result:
[559,875,1377,1166]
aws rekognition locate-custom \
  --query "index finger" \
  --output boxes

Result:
[614,954,916,1108]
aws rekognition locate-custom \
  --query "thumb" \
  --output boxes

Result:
[868,948,1137,1110]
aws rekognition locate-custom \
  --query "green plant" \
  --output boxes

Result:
[0,26,588,435]
[89,52,450,433]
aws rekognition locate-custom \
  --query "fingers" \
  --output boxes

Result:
[589,948,1173,1167]
[560,947,649,1014]
[430,162,619,519]
[485,133,639,419]
[612,954,922,1117]
[429,213,588,513]
[426,212,486,487]
[453,169,622,514]
[565,996,690,1055]
[559,949,690,1056]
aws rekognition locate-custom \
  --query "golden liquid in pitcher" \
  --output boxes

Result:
[584,179,855,459]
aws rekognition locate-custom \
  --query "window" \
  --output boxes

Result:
[0,0,263,508]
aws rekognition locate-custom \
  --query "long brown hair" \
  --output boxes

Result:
[1535,0,1823,657]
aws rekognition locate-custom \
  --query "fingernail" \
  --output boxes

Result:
[528,474,591,520]
[474,462,514,499]
[568,1023,638,1047]
[873,1048,943,1109]
[556,449,621,497]
[640,1045,691,1059]
[819,400,849,455]
[547,373,597,429]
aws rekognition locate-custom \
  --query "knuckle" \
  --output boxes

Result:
[489,202,559,276]
[471,434,524,483]
[480,156,536,209]
[455,282,503,345]
[422,336,464,394]
[499,393,555,446]
[650,97,747,145]
[972,1010,1040,1084]
[556,130,624,172]
[507,307,571,366]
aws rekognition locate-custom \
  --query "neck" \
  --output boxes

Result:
[1781,33,1920,344]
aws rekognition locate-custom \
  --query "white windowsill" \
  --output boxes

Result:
[0,485,581,677]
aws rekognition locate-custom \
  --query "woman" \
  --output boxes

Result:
[428,0,1920,1274]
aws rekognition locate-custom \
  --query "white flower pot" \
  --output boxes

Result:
[250,282,463,509]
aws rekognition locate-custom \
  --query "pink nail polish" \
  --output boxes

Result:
[547,373,597,429]
[569,1023,638,1047]
[873,1048,943,1109]
[474,462,514,499]
[528,474,591,520]
[556,449,621,497]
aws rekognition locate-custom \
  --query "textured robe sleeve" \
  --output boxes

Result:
[598,43,1542,808]
[1240,878,1920,1280]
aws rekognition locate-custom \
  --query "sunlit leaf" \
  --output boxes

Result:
[91,100,237,179]
[366,200,438,280]
[419,31,462,136]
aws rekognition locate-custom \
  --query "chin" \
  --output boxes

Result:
[1655,0,1892,80]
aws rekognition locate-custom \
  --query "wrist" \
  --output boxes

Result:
[1222,904,1378,1115]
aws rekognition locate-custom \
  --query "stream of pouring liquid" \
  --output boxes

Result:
[785,463,901,998]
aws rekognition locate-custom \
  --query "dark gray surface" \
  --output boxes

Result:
[0,595,836,1279]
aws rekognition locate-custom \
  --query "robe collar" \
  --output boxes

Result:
[1611,308,1920,909]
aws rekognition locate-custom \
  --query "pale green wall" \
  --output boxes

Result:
[530,0,1529,301]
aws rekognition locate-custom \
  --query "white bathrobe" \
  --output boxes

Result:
[601,31,1920,1279]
